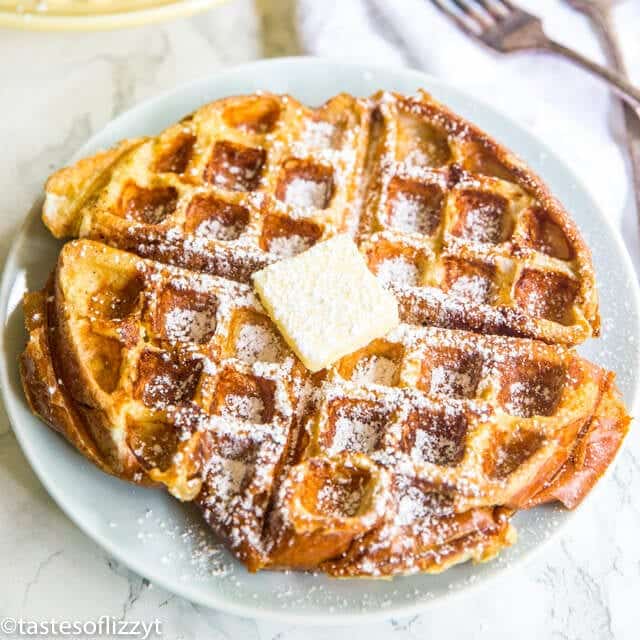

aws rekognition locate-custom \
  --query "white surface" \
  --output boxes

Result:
[0,1,639,637]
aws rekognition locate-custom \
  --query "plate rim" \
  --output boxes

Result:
[2,56,639,624]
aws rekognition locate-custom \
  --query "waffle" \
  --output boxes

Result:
[42,91,598,345]
[21,90,629,577]
[21,240,628,576]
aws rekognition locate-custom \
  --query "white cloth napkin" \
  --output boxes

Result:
[296,0,640,268]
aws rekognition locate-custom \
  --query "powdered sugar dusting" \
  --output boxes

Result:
[208,457,249,503]
[267,234,314,258]
[302,120,336,148]
[396,484,432,526]
[389,193,433,234]
[221,394,265,423]
[328,404,385,455]
[284,178,330,209]
[194,217,245,241]
[235,323,282,364]
[376,258,420,287]
[134,508,232,580]
[164,306,216,343]
[460,202,504,244]
[448,275,490,304]
[504,380,555,418]
[351,356,398,386]
[412,424,465,466]
[317,480,364,518]
[430,366,477,397]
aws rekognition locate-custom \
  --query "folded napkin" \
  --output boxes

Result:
[297,0,640,268]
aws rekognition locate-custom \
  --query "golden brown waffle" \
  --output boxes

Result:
[21,90,629,578]
[21,240,629,576]
[42,91,598,345]
[42,93,371,284]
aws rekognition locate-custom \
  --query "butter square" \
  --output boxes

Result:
[252,235,400,372]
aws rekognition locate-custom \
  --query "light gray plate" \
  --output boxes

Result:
[1,57,638,624]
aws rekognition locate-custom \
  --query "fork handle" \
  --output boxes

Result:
[584,6,627,77]
[579,5,640,234]
[541,39,640,112]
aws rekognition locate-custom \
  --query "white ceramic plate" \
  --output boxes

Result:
[2,58,639,624]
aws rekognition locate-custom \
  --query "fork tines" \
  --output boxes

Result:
[431,0,513,36]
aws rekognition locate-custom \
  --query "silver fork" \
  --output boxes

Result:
[564,0,640,227]
[430,0,640,111]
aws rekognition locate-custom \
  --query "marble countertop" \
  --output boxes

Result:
[1,1,638,638]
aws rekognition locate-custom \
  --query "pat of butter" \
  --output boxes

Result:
[252,235,400,372]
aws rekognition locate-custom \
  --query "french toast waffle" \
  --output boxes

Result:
[21,240,629,576]
[20,89,629,578]
[42,91,598,345]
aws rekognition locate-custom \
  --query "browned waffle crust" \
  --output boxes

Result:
[21,91,629,577]
[42,91,598,344]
